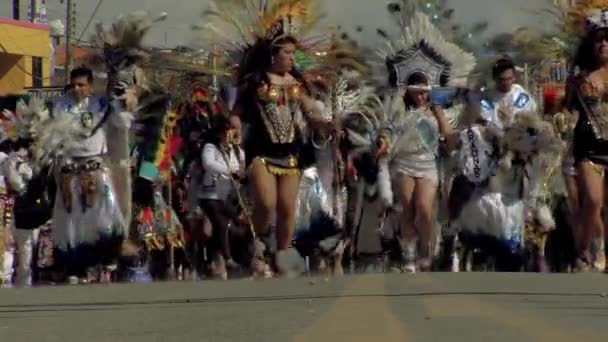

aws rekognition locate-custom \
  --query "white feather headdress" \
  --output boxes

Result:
[0,95,49,143]
[371,2,476,88]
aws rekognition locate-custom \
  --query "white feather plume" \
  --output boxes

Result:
[0,95,49,142]
[371,10,476,88]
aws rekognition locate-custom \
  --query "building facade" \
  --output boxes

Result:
[0,18,51,94]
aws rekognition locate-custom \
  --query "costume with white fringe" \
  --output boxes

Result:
[368,3,476,206]
[42,93,126,254]
[453,111,564,269]
[293,72,375,263]
[331,4,475,262]
[0,102,36,285]
[1,96,52,286]
[31,12,167,278]
[480,84,538,131]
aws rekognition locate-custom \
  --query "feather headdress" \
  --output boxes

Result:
[89,11,167,91]
[568,0,608,36]
[194,0,363,82]
[534,0,608,59]
[371,2,476,88]
[90,11,166,227]
[0,95,49,143]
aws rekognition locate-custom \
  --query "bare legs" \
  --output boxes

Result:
[276,174,301,250]
[249,158,277,237]
[576,161,606,271]
[249,158,302,275]
[397,174,438,271]
[564,174,581,254]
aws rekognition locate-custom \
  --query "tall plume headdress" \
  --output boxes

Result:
[535,0,608,60]
[568,0,608,36]
[193,0,363,86]
[90,11,167,227]
[371,1,476,89]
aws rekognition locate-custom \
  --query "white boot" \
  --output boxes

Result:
[1,249,15,287]
[590,238,606,272]
[15,229,38,287]
[275,248,305,278]
[401,239,417,273]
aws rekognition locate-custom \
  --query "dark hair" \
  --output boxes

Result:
[70,66,93,84]
[572,28,608,74]
[207,114,232,146]
[236,35,309,121]
[271,36,298,58]
[492,57,515,79]
[403,72,430,109]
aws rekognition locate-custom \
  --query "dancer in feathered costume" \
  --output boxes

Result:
[293,70,375,275]
[177,87,223,278]
[196,0,345,277]
[129,87,187,281]
[0,106,36,286]
[561,1,608,271]
[361,2,476,272]
[453,108,563,271]
[1,96,54,286]
[32,12,167,284]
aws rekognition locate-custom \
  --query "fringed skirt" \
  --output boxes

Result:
[52,157,126,251]
[0,195,15,281]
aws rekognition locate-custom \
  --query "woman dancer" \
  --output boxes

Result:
[368,4,476,272]
[198,0,338,276]
[565,4,608,271]
[234,36,332,275]
[377,73,455,272]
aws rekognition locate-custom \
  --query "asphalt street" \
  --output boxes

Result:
[1,273,607,342]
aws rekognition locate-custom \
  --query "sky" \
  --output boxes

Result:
[1,0,551,47]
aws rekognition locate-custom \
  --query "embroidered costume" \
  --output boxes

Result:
[480,84,538,130]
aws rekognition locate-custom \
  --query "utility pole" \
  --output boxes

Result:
[30,0,37,22]
[65,0,74,81]
[13,0,20,20]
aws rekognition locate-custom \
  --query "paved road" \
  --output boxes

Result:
[1,273,607,342]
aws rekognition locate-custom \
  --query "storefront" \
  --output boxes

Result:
[0,18,51,94]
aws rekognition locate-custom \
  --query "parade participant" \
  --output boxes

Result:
[480,57,537,130]
[369,5,476,272]
[0,96,52,286]
[0,124,34,286]
[179,89,230,278]
[293,72,374,275]
[199,115,245,279]
[376,74,456,272]
[178,87,221,179]
[40,67,126,284]
[564,3,608,272]
[198,0,337,276]
[29,12,167,284]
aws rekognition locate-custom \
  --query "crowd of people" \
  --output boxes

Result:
[0,0,607,287]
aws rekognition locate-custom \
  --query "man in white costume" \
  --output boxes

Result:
[480,57,537,130]
[50,67,126,284]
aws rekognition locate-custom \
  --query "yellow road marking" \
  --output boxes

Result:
[423,282,594,342]
[293,274,411,342]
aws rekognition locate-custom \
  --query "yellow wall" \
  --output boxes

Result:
[0,20,51,94]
